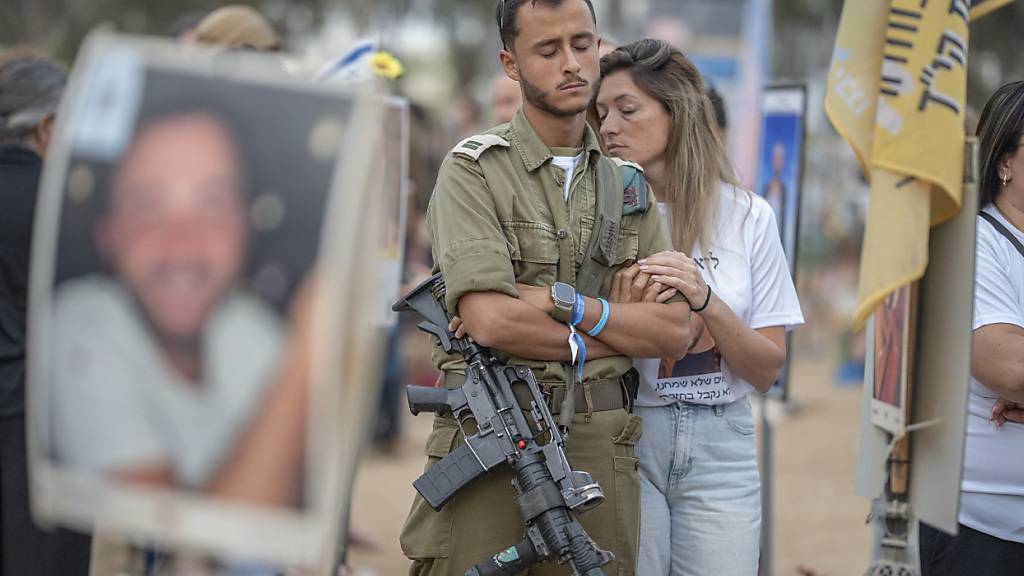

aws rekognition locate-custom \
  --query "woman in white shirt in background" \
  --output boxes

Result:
[593,39,804,575]
[917,80,1024,574]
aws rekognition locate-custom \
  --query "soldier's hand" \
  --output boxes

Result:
[449,316,467,339]
[642,280,677,303]
[991,398,1024,428]
[611,261,646,303]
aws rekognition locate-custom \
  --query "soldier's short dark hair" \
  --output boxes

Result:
[495,0,597,51]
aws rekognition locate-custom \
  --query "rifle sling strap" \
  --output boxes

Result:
[573,157,623,298]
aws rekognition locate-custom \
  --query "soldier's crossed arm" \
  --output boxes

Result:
[428,155,621,361]
[567,184,693,360]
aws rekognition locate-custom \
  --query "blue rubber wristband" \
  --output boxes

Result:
[585,298,610,338]
[570,293,585,327]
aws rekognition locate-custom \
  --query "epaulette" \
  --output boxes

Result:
[609,157,644,172]
[610,157,648,215]
[452,134,510,161]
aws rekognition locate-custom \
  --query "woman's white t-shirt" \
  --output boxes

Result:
[959,204,1024,544]
[634,183,804,406]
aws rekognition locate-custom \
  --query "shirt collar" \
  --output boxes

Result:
[509,108,601,173]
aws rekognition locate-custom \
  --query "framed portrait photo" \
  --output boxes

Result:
[27,31,386,570]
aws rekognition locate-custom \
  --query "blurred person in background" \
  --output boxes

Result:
[399,1,694,574]
[762,141,787,234]
[192,5,282,52]
[706,84,727,140]
[168,10,206,44]
[594,39,803,576]
[0,52,92,576]
[917,80,1024,574]
[450,91,483,142]
[488,71,521,125]
[598,36,620,58]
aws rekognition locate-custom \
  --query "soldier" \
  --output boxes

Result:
[399,1,693,574]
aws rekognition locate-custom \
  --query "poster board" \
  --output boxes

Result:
[755,84,806,400]
[870,284,915,434]
[855,157,976,534]
[27,31,385,569]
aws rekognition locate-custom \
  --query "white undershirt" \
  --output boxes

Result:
[634,184,804,406]
[550,153,582,203]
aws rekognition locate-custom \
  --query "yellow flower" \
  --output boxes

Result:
[369,51,404,79]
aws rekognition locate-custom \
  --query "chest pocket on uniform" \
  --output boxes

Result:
[502,221,560,285]
[579,215,640,266]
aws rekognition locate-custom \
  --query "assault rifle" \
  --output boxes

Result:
[393,273,614,576]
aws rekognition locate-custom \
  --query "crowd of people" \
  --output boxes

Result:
[2,0,1023,575]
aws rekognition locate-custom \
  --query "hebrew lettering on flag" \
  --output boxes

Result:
[824,0,1017,327]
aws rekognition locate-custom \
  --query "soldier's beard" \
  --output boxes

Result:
[519,69,597,118]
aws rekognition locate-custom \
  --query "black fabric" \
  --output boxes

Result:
[980,210,1024,260]
[0,145,41,419]
[0,417,91,575]
[919,521,1024,576]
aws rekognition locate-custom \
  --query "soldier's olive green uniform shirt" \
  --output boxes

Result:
[428,110,675,384]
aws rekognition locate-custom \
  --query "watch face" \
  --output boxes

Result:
[553,282,574,305]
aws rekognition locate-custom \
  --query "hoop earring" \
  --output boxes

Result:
[1002,173,1013,186]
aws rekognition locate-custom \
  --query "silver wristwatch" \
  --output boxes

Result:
[550,282,576,323]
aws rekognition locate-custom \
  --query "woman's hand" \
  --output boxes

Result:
[639,251,708,309]
[991,398,1024,428]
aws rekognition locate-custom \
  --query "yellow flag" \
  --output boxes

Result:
[825,0,1015,327]
[823,2,888,179]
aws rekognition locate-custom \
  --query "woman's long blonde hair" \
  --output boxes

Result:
[594,39,739,253]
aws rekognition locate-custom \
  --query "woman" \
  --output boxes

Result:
[593,39,804,575]
[917,80,1024,574]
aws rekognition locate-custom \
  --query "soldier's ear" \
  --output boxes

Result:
[499,49,519,82]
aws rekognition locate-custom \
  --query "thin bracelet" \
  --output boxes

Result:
[586,298,610,337]
[691,285,712,313]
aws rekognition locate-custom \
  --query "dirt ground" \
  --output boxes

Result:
[345,333,871,576]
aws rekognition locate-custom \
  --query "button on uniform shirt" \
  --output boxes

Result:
[427,110,677,385]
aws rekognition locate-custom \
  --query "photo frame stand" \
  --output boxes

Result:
[860,138,979,576]
[865,498,918,576]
